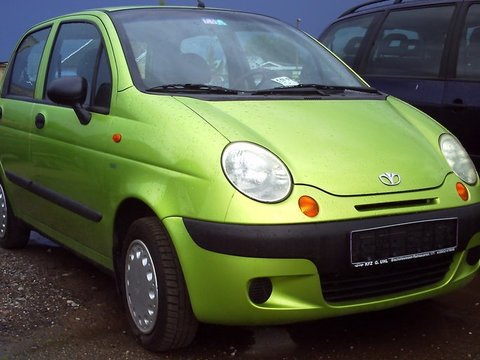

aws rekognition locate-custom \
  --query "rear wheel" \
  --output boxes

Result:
[0,182,30,249]
[121,217,198,351]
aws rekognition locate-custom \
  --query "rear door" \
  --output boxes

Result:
[0,27,51,215]
[442,2,480,167]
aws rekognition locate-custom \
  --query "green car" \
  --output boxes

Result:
[1,5,480,352]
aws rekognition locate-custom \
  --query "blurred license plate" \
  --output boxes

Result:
[351,218,458,268]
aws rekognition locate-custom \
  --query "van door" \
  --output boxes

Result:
[442,3,480,168]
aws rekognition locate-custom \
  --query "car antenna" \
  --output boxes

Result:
[197,0,205,9]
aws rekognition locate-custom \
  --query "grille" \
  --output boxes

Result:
[355,198,438,212]
[321,254,453,303]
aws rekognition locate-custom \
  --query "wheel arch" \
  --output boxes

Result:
[112,198,156,283]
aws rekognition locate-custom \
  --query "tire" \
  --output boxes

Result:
[0,181,30,249]
[121,217,198,351]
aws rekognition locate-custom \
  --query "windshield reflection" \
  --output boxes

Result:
[111,8,366,93]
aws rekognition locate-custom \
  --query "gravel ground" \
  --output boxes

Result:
[1,233,479,359]
[0,234,156,359]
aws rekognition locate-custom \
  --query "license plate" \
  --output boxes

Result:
[350,218,458,268]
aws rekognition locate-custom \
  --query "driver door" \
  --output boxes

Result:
[28,20,113,257]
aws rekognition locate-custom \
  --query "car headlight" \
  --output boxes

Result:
[440,134,478,185]
[221,142,292,203]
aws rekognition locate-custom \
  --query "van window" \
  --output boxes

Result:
[7,28,50,98]
[365,6,455,77]
[456,4,480,79]
[320,14,376,67]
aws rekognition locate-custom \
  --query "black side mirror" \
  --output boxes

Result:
[47,76,92,125]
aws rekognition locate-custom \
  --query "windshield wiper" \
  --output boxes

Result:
[309,84,381,94]
[251,84,381,96]
[147,84,239,95]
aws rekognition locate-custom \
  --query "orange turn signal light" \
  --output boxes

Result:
[456,182,469,201]
[112,133,122,143]
[299,196,319,217]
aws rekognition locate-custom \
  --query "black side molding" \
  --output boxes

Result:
[6,171,103,223]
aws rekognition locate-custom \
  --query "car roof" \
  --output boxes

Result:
[28,6,268,31]
[339,0,471,18]
[42,6,264,17]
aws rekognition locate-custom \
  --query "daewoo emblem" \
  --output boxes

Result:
[378,172,401,186]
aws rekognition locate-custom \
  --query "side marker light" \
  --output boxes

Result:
[112,133,122,143]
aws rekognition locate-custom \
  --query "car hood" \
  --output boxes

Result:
[176,96,450,196]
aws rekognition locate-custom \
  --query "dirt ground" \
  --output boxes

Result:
[1,233,479,359]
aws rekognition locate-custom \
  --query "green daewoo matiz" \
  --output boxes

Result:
[1,5,480,352]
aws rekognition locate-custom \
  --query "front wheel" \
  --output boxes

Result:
[121,217,198,351]
[0,181,30,249]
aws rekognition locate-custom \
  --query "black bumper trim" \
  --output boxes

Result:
[184,203,480,275]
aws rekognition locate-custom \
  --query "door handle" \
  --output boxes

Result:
[35,113,45,129]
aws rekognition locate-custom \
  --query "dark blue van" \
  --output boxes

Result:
[319,0,480,167]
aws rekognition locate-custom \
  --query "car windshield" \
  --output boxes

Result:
[110,8,366,94]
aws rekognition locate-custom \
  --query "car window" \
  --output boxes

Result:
[320,14,376,67]
[46,22,112,111]
[235,30,313,86]
[6,27,50,98]
[456,4,480,79]
[365,6,455,77]
[180,35,228,88]
[132,34,230,89]
[111,9,365,92]
[93,47,112,110]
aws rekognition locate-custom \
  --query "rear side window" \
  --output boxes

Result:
[7,28,50,98]
[320,14,376,67]
[365,6,455,77]
[456,4,480,79]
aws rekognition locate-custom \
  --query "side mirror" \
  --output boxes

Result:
[47,76,92,125]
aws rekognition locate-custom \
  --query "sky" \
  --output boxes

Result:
[1,1,366,61]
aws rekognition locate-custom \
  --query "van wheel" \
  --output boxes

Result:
[0,182,30,249]
[121,217,198,351]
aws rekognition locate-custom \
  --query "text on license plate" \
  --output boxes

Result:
[350,218,458,268]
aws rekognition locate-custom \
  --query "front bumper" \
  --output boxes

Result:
[164,203,480,325]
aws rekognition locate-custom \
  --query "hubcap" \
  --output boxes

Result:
[0,185,7,239]
[125,239,159,334]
